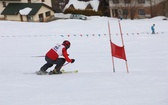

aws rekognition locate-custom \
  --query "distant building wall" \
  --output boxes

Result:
[6,15,20,21]
[21,0,52,7]
[109,0,166,19]
[33,5,54,22]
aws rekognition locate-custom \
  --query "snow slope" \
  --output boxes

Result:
[0,15,168,105]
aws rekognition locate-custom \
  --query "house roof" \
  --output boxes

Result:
[64,0,99,11]
[1,3,53,15]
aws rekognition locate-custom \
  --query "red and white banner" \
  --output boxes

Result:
[110,42,126,60]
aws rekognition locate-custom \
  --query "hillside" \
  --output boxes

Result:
[0,16,168,105]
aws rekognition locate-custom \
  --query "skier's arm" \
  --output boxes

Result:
[62,48,72,63]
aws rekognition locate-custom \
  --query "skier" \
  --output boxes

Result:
[151,24,155,34]
[37,40,75,75]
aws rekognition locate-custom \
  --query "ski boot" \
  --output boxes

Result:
[49,69,62,75]
[36,70,48,75]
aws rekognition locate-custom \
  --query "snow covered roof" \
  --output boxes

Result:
[19,7,32,15]
[1,3,53,15]
[64,0,99,11]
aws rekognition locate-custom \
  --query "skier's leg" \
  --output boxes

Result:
[152,30,155,34]
[40,63,53,72]
[54,58,66,72]
[40,56,55,72]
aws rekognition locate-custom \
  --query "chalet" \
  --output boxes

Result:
[0,0,52,20]
[1,3,54,22]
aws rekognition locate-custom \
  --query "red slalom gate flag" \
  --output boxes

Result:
[110,41,126,60]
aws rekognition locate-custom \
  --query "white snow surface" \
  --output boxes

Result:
[0,14,168,105]
[19,7,32,15]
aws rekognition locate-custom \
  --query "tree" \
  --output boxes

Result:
[148,0,167,17]
[98,0,110,16]
[164,0,168,17]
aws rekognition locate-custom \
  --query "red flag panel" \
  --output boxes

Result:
[110,41,126,60]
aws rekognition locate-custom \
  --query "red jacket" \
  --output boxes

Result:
[46,44,72,63]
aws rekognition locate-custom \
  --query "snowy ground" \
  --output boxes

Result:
[0,15,168,105]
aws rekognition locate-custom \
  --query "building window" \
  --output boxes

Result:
[28,0,31,3]
[138,9,145,15]
[124,0,131,3]
[123,9,128,15]
[39,13,44,22]
[112,0,119,4]
[2,2,6,7]
[45,11,51,17]
[27,15,33,21]
[42,0,45,2]
[138,0,145,3]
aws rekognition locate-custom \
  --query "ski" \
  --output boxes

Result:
[61,69,78,74]
[35,69,78,75]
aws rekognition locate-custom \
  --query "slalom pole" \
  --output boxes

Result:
[108,21,115,72]
[118,20,129,73]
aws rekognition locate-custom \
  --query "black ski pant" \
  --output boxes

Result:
[40,56,65,72]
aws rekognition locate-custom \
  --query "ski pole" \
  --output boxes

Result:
[61,62,69,68]
[31,55,45,57]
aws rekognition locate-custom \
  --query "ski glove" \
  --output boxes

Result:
[71,59,75,63]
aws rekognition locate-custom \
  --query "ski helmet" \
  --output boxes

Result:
[62,40,71,49]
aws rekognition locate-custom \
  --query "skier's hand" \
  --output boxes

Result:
[71,59,75,63]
